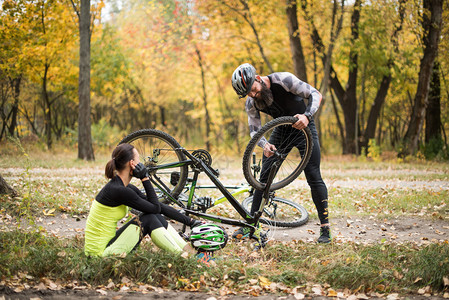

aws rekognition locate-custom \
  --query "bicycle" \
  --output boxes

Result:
[119,116,313,247]
[168,156,309,228]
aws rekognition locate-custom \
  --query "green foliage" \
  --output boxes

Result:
[422,137,448,160]
[367,139,381,162]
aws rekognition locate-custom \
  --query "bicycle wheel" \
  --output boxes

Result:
[119,129,188,198]
[242,196,309,227]
[242,116,313,191]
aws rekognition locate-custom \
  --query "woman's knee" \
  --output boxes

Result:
[139,213,165,235]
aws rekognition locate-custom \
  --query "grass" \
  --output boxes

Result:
[1,140,449,296]
[0,230,447,295]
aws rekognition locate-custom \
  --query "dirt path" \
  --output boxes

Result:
[3,212,446,245]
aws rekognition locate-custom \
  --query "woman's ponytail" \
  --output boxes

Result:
[105,158,116,179]
[104,144,135,179]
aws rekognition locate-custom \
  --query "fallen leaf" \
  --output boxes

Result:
[386,293,399,300]
[444,276,449,286]
[376,284,386,291]
[96,289,107,296]
[414,277,423,283]
[312,286,322,295]
[43,208,55,216]
[327,288,338,297]
[258,276,271,287]
[357,293,369,299]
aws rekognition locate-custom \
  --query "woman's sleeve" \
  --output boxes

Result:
[125,181,161,214]
[160,203,192,225]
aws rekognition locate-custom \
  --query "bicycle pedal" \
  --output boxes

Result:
[195,197,213,211]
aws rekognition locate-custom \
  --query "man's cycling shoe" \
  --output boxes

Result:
[232,223,263,240]
[232,227,251,240]
[317,226,332,243]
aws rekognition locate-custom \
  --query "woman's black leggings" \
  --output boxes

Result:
[106,203,194,250]
[250,121,329,224]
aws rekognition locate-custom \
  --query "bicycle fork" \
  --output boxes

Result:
[251,157,282,248]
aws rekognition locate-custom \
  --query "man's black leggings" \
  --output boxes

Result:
[250,121,329,225]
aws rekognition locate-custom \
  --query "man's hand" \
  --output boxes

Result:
[263,143,277,158]
[292,114,309,130]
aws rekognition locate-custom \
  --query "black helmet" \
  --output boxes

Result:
[231,63,256,98]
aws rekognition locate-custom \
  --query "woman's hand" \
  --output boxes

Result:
[132,162,148,180]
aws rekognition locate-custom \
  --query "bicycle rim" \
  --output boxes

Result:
[243,116,313,191]
[242,196,309,227]
[119,129,188,198]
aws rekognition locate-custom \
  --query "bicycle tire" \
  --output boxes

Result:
[242,116,313,191]
[242,196,309,227]
[119,129,188,198]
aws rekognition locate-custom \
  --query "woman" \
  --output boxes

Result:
[84,143,200,257]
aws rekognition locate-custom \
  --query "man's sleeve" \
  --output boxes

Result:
[245,98,268,148]
[270,72,322,116]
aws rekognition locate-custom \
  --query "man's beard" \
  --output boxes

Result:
[253,80,273,110]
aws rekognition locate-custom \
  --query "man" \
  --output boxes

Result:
[231,63,331,244]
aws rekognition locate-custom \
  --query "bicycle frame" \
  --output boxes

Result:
[182,183,252,208]
[147,147,280,233]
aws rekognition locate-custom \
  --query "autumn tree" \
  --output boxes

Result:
[401,0,444,157]
[0,0,28,140]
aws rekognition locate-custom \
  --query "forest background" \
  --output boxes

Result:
[0,0,448,161]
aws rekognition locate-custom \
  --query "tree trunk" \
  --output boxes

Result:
[8,77,21,137]
[0,174,18,197]
[285,0,307,81]
[78,0,95,160]
[362,74,392,147]
[196,47,211,151]
[425,60,442,143]
[401,0,443,156]
[42,63,53,149]
[340,0,361,154]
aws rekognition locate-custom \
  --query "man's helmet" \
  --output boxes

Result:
[231,63,256,98]
[190,224,228,251]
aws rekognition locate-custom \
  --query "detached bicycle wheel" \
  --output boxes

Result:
[119,129,188,198]
[243,116,313,191]
[242,196,308,227]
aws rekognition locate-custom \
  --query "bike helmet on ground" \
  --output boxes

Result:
[231,63,256,98]
[190,223,228,251]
